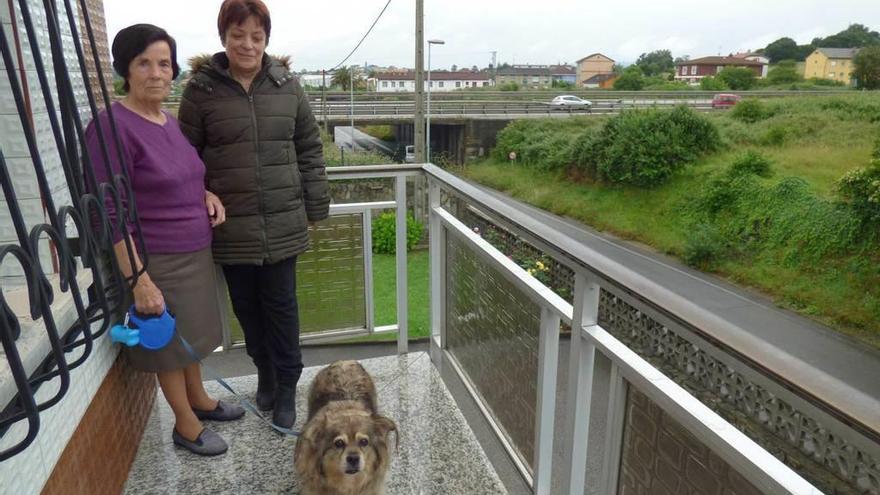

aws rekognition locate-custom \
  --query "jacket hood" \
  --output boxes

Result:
[188,52,292,74]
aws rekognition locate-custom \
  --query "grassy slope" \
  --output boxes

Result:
[464,96,880,349]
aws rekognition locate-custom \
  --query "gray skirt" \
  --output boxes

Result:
[126,247,223,372]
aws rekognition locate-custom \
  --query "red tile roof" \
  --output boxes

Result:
[373,71,490,81]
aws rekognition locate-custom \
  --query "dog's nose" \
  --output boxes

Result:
[346,454,360,466]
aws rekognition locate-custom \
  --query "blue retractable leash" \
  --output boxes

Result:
[110,306,299,437]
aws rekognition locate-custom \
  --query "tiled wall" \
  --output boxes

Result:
[41,353,156,495]
[1,0,88,278]
[618,388,763,495]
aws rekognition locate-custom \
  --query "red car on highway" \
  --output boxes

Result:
[712,93,741,109]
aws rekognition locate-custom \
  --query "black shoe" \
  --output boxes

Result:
[272,382,297,429]
[255,365,276,411]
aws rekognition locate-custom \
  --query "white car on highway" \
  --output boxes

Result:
[551,95,592,110]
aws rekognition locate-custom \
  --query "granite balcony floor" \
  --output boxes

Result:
[124,352,507,494]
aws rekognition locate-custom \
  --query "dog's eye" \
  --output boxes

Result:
[334,439,345,449]
[358,438,369,447]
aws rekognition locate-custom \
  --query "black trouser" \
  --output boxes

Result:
[222,256,302,384]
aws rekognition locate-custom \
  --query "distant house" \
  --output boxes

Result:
[733,52,770,78]
[576,53,615,86]
[674,56,766,84]
[496,65,554,87]
[298,72,332,88]
[804,47,860,86]
[551,65,577,85]
[370,71,492,92]
[582,73,618,89]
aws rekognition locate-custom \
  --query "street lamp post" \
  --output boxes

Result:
[427,39,444,163]
[350,65,356,150]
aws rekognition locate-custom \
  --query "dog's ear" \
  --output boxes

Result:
[295,416,325,478]
[372,414,399,452]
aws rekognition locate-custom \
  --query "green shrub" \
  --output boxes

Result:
[760,125,789,146]
[372,212,424,254]
[693,173,758,217]
[498,82,520,91]
[836,159,880,235]
[576,106,720,187]
[492,119,598,171]
[683,224,725,267]
[700,76,727,91]
[729,151,773,178]
[729,98,769,123]
[807,77,847,87]
[613,66,645,90]
[689,175,863,262]
[717,67,757,90]
[767,61,802,85]
[819,98,880,122]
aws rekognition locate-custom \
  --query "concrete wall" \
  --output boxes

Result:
[393,119,511,165]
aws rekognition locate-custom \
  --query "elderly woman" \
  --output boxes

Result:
[178,0,330,430]
[86,24,244,456]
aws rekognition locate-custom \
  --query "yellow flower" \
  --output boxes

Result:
[527,268,536,276]
[535,261,545,270]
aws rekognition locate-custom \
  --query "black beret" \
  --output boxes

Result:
[111,24,181,90]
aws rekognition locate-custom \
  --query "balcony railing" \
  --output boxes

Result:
[1,0,875,491]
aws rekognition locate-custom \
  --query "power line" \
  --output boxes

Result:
[330,0,393,70]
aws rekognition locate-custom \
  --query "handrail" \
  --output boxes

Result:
[421,163,880,441]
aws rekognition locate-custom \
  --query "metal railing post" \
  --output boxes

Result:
[534,306,561,495]
[428,179,445,366]
[563,273,601,494]
[363,212,376,333]
[395,175,408,354]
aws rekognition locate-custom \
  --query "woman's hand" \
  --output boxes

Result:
[206,190,226,227]
[133,274,165,315]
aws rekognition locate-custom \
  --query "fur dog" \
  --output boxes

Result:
[294,360,397,495]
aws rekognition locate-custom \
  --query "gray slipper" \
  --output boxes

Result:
[172,428,228,456]
[193,400,246,422]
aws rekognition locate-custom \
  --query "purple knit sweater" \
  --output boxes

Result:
[85,102,211,254]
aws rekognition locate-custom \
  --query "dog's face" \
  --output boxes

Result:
[295,404,397,494]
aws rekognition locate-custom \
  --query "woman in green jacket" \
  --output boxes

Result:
[178,0,330,429]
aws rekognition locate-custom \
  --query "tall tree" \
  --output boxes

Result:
[635,49,674,76]
[813,23,880,48]
[764,37,801,62]
[854,45,880,89]
[331,67,362,91]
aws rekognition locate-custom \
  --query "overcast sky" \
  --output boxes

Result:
[104,0,879,72]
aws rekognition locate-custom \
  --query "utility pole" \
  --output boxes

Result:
[491,50,497,85]
[414,0,425,163]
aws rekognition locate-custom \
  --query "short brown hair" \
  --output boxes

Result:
[217,0,271,42]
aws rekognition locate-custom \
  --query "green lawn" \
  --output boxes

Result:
[347,249,430,343]
[227,249,430,345]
